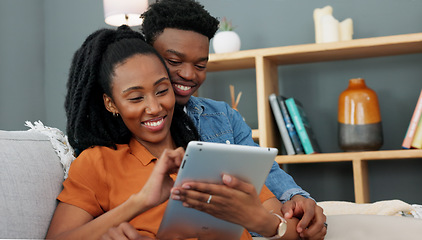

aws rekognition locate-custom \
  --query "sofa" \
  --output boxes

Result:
[1,126,422,239]
[0,130,64,239]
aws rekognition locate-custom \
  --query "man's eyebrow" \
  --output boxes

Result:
[166,49,209,62]
[122,77,169,93]
[166,49,184,58]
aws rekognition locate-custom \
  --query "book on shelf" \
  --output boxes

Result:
[269,94,295,155]
[277,95,305,154]
[411,116,422,149]
[402,89,422,149]
[285,97,321,154]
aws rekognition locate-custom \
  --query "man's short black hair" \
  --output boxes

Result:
[141,0,219,44]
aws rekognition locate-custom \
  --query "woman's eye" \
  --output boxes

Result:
[129,96,143,101]
[157,89,169,95]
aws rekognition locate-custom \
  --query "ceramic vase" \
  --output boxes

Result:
[338,78,383,151]
[212,31,241,53]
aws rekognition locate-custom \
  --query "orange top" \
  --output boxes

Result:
[58,138,275,239]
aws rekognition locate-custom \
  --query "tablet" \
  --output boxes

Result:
[157,141,278,240]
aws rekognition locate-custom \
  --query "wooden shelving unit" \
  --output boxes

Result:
[207,32,422,203]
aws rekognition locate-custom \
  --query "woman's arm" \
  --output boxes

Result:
[46,147,185,240]
[46,196,148,240]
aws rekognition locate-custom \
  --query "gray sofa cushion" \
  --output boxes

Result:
[0,130,64,239]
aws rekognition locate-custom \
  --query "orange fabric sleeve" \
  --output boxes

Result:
[259,184,276,203]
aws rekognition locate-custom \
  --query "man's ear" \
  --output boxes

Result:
[103,94,117,114]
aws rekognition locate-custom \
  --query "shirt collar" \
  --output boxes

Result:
[186,96,204,114]
[128,138,157,166]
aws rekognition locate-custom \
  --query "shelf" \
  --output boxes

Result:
[206,32,422,203]
[276,149,422,204]
[208,32,422,72]
[275,149,422,164]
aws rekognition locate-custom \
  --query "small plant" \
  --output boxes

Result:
[219,17,236,31]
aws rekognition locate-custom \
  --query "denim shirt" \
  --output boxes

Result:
[185,96,311,202]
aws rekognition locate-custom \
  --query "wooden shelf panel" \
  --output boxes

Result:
[275,149,422,164]
[251,129,259,141]
[207,32,422,72]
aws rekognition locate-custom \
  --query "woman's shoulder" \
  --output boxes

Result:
[72,144,130,168]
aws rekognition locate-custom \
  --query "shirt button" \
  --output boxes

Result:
[226,140,230,144]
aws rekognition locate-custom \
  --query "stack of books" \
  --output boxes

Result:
[269,94,320,155]
[402,89,422,149]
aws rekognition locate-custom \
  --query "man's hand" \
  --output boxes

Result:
[281,195,327,240]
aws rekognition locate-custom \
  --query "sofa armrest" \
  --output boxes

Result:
[0,130,64,239]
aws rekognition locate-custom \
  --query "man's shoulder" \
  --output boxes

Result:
[188,96,231,112]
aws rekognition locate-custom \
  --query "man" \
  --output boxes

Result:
[141,0,326,239]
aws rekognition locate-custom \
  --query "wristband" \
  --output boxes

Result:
[267,212,287,240]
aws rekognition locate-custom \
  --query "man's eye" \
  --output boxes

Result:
[196,64,206,70]
[168,59,181,65]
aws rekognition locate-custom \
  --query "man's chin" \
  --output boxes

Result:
[175,95,190,106]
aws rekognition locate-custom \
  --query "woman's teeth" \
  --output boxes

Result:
[143,118,164,127]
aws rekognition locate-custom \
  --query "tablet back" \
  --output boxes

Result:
[157,141,278,240]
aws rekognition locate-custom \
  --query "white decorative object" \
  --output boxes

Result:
[320,14,339,43]
[314,5,333,43]
[103,0,148,27]
[339,18,354,41]
[213,17,241,54]
[213,31,241,53]
[313,5,354,43]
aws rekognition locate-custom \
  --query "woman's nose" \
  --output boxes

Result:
[145,96,162,114]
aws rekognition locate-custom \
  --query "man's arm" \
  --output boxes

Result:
[227,104,312,201]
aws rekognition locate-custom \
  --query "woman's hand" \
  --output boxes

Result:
[101,222,154,240]
[170,174,299,238]
[171,174,265,229]
[135,147,185,211]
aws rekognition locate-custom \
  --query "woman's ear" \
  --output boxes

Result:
[103,94,117,114]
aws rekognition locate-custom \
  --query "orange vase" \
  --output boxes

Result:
[338,78,383,151]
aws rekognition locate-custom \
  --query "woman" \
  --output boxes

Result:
[46,25,299,240]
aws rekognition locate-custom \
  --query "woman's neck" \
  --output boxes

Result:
[135,135,176,158]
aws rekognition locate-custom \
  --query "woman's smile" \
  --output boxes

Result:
[142,116,167,131]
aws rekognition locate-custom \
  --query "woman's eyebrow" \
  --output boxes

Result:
[122,77,169,93]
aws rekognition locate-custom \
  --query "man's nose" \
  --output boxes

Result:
[177,64,195,81]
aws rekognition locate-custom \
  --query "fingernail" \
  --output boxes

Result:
[171,189,180,194]
[183,202,190,207]
[182,184,191,189]
[222,174,232,183]
[171,194,180,200]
